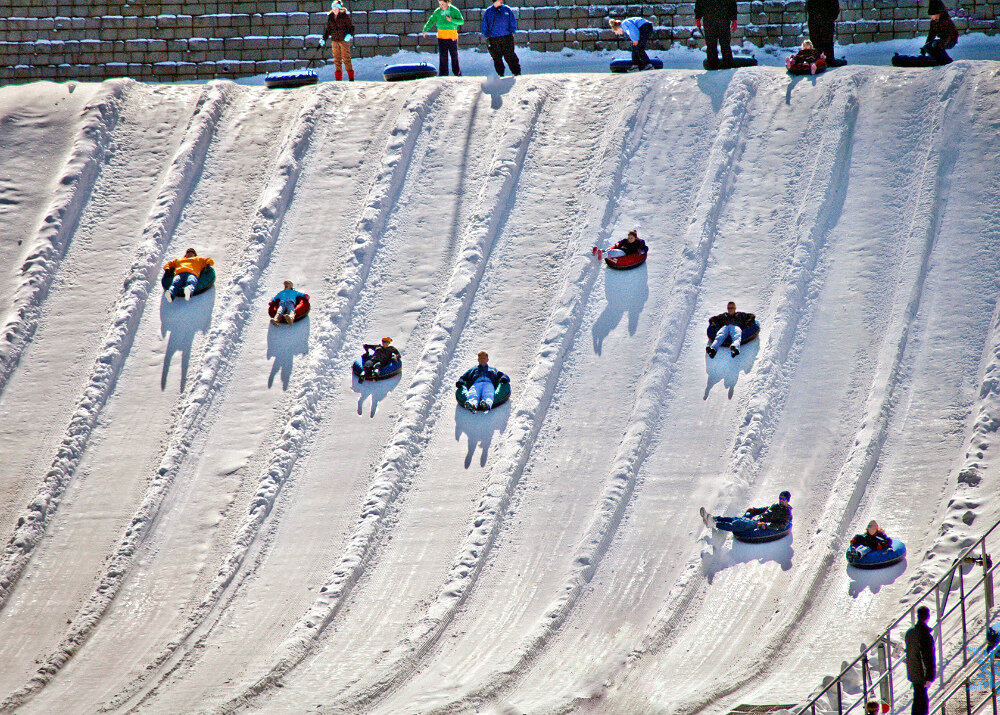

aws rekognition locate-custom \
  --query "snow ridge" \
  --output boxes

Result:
[0,84,318,711]
[337,77,659,712]
[0,82,228,709]
[215,84,550,714]
[0,80,126,397]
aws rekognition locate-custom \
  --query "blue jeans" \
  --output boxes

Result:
[169,271,199,297]
[711,324,742,350]
[468,378,495,407]
[714,516,758,533]
[275,298,296,318]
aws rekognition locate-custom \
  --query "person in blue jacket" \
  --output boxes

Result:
[457,350,509,411]
[270,280,305,326]
[481,0,521,77]
[609,17,654,70]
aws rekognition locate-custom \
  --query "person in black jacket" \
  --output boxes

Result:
[851,520,892,551]
[456,351,510,411]
[695,0,737,70]
[922,0,959,64]
[359,337,401,382]
[905,606,936,715]
[806,0,845,67]
[707,301,755,358]
[702,491,792,532]
[608,229,648,256]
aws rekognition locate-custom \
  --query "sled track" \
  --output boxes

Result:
[331,75,661,713]
[0,83,322,712]
[211,80,552,714]
[0,81,126,398]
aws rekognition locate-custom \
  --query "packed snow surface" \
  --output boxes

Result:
[0,59,999,715]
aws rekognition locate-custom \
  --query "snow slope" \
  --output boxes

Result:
[0,62,998,715]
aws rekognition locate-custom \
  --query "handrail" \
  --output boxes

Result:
[797,517,1000,715]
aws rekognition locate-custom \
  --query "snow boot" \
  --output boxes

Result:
[706,345,716,359]
[348,70,355,81]
[335,70,343,81]
[730,345,740,357]
[477,402,490,412]
[270,318,280,327]
[184,285,194,301]
[700,507,715,529]
[284,313,295,326]
[465,400,477,411]
[165,290,174,303]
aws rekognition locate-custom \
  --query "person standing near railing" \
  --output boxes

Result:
[905,606,936,715]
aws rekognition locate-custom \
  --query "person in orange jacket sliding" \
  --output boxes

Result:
[163,247,214,302]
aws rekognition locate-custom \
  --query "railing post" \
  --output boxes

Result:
[990,649,997,715]
[881,636,894,709]
[960,564,969,668]
[965,677,972,715]
[839,678,844,715]
[864,652,872,706]
[938,585,947,685]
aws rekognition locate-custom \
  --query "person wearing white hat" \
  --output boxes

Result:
[321,1,356,81]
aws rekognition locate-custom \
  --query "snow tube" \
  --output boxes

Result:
[786,55,827,75]
[268,294,310,322]
[352,356,403,381]
[707,319,760,346]
[609,57,664,73]
[847,538,906,569]
[703,55,758,70]
[383,63,437,82]
[605,250,648,271]
[161,265,216,296]
[264,69,319,89]
[891,53,946,68]
[732,515,792,543]
[455,380,511,410]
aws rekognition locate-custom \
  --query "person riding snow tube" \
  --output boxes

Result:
[702,491,793,543]
[847,521,906,568]
[162,248,215,301]
[786,40,827,75]
[353,337,402,382]
[598,229,648,270]
[455,351,510,412]
[706,301,759,357]
[268,281,310,326]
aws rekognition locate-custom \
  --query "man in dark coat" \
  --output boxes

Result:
[695,0,737,69]
[702,491,792,532]
[706,301,755,358]
[806,0,845,67]
[905,606,936,715]
[481,0,521,76]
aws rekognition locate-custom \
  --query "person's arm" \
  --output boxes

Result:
[921,628,936,681]
[323,14,333,40]
[205,257,214,267]
[423,9,438,32]
[496,369,510,384]
[481,8,490,36]
[164,258,178,271]
[508,6,517,34]
[457,366,474,387]
[452,7,465,27]
[346,14,355,36]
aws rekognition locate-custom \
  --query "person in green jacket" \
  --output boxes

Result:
[423,0,465,76]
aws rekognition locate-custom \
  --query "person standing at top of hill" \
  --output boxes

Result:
[695,0,737,70]
[481,0,521,77]
[922,0,959,65]
[608,17,655,70]
[321,1,356,81]
[424,0,465,76]
[806,0,846,67]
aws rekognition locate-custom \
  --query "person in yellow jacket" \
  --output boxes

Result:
[163,247,214,302]
[423,0,465,76]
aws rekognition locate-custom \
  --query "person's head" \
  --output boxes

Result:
[331,1,343,13]
[917,605,931,622]
[928,0,946,17]
[283,280,293,290]
[727,301,736,315]
[609,18,623,35]
[779,490,791,504]
[867,520,880,535]
[382,337,392,347]
[478,350,489,365]
[438,0,450,8]
[627,229,638,243]
[492,0,504,8]
[185,247,197,257]
[801,39,814,50]
[865,702,880,715]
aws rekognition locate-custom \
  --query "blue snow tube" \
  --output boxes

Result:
[707,319,760,346]
[264,69,319,89]
[847,538,906,569]
[609,57,664,73]
[352,356,403,381]
[383,63,437,82]
[161,265,216,296]
[732,515,792,543]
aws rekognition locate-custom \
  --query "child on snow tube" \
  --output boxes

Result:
[850,520,892,552]
[786,39,827,74]
[357,337,402,382]
[455,351,510,411]
[163,247,214,302]
[269,280,308,326]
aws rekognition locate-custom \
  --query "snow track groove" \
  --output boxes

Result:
[215,81,551,714]
[333,76,657,713]
[0,80,126,397]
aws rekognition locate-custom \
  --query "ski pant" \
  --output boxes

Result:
[631,22,654,68]
[923,39,955,64]
[274,299,296,319]
[169,271,199,297]
[711,324,742,351]
[911,683,929,715]
[330,40,353,73]
[714,516,758,533]
[703,16,734,69]
[438,38,461,76]
[487,34,521,76]
[468,378,495,407]
[807,16,837,62]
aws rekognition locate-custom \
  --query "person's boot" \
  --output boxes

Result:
[284,314,294,325]
[184,285,194,301]
[347,69,355,81]
[335,70,343,81]
[731,345,740,357]
[706,345,716,359]
[165,290,174,303]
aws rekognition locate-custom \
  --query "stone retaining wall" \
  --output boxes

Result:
[0,0,996,83]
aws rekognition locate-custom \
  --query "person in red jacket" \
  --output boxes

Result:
[321,2,356,81]
[922,0,959,65]
[163,248,214,302]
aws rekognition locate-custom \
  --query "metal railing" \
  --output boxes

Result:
[797,518,1000,715]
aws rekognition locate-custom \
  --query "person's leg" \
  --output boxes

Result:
[718,19,733,67]
[704,20,721,69]
[488,38,505,76]
[450,40,461,75]
[731,324,742,348]
[928,43,952,64]
[169,272,188,298]
[480,380,496,409]
[636,22,653,67]
[343,42,355,80]
[438,38,449,75]
[181,272,199,299]
[501,34,521,75]
[711,324,734,351]
[332,42,344,80]
[912,683,928,715]
[467,380,486,408]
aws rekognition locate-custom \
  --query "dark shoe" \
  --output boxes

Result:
[357,374,365,384]
[477,402,489,412]
[706,345,716,359]
[731,346,740,357]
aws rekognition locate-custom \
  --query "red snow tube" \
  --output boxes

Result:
[268,294,310,322]
[786,54,827,75]
[605,250,648,271]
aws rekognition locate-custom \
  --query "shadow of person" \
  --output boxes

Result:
[266,317,310,391]
[702,530,794,584]
[454,402,510,469]
[696,68,735,113]
[704,337,759,399]
[848,559,907,597]
[785,72,819,105]
[160,288,215,392]
[351,371,401,418]
[481,75,515,110]
[592,262,649,356]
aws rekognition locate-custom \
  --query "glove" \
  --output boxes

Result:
[500,376,510,384]
[456,380,463,388]
[695,18,702,31]
[731,19,738,32]
[319,38,326,47]
[345,33,352,42]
